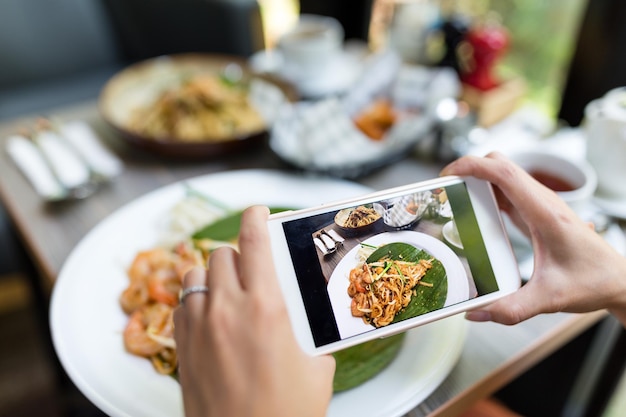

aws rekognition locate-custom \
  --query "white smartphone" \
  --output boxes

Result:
[267,175,521,356]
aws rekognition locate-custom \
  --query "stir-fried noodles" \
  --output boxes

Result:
[341,205,381,228]
[348,256,433,327]
[127,74,265,142]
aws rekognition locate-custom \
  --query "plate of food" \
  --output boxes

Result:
[327,231,469,340]
[50,169,467,417]
[99,53,296,159]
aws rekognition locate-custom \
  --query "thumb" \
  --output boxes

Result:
[465,283,547,325]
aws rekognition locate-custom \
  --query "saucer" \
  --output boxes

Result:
[593,194,626,220]
[249,49,362,98]
[442,220,463,250]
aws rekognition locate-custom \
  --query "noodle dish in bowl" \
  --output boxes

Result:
[334,203,384,236]
[99,53,295,159]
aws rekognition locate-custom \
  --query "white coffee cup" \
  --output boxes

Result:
[277,14,344,80]
[501,149,597,255]
[505,149,597,212]
[584,87,626,199]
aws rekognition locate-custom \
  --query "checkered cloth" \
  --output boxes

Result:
[248,78,291,125]
[268,50,460,176]
[383,195,421,228]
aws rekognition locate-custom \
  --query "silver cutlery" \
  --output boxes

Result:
[6,118,123,202]
[324,228,344,244]
[33,126,98,200]
[314,229,344,255]
[313,236,331,255]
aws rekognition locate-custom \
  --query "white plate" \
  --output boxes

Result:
[50,169,466,417]
[327,231,469,340]
[329,315,466,417]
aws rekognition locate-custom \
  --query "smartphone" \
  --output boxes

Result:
[267,175,520,356]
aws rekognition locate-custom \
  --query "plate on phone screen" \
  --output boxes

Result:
[327,231,469,340]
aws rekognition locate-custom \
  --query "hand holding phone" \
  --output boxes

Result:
[267,176,521,356]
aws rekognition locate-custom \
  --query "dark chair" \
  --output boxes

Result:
[101,0,265,63]
[0,0,123,120]
[299,0,374,41]
[0,0,266,120]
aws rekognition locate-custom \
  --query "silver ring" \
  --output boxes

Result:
[179,285,210,304]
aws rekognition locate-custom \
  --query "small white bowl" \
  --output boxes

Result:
[505,150,598,210]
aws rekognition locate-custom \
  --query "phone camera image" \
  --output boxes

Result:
[276,178,505,349]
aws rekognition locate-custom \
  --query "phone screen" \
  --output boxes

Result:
[280,180,499,347]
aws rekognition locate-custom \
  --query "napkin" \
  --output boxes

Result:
[59,121,124,180]
[269,50,461,177]
[6,120,124,201]
[6,135,68,201]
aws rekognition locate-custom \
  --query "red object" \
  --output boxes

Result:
[461,23,509,91]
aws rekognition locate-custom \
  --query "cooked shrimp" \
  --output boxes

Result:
[347,257,434,327]
[124,309,163,357]
[173,241,204,280]
[120,279,149,314]
[123,303,174,357]
[147,269,181,307]
[127,248,173,282]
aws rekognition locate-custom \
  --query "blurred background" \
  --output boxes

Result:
[0,0,613,124]
[1,0,626,416]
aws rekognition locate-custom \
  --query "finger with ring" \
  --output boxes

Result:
[179,285,210,305]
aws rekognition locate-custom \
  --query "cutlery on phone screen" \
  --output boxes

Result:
[324,228,345,243]
[313,237,330,255]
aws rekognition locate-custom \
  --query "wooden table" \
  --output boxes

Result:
[0,100,616,416]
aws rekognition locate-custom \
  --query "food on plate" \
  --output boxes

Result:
[119,194,409,391]
[349,257,433,327]
[348,242,447,328]
[353,99,397,140]
[335,205,382,229]
[120,242,206,375]
[126,74,265,142]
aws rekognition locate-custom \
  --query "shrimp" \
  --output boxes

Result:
[172,241,204,281]
[123,303,174,357]
[348,264,368,294]
[119,279,149,314]
[147,268,181,307]
[351,292,370,317]
[351,298,365,317]
[127,248,173,282]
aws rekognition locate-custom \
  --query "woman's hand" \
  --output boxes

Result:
[174,206,336,417]
[441,152,626,326]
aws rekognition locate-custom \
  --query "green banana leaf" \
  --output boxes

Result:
[191,207,292,242]
[332,332,405,392]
